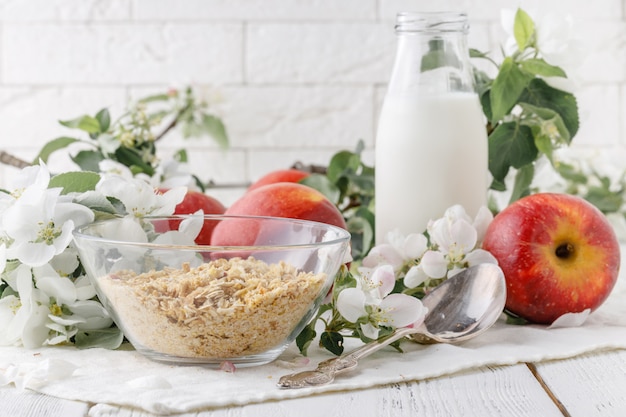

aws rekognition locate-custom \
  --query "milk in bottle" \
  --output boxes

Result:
[375,12,488,243]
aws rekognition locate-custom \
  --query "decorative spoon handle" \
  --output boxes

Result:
[277,327,417,389]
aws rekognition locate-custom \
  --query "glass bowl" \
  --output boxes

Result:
[72,215,351,367]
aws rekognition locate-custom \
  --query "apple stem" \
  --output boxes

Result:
[555,243,575,259]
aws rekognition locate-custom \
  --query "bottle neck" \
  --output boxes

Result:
[387,12,475,96]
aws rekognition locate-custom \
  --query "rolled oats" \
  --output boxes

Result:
[99,257,327,359]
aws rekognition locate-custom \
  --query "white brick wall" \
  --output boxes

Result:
[0,0,624,203]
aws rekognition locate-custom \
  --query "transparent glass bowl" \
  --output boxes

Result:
[73,215,351,367]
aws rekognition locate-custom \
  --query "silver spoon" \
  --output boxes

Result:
[277,263,506,389]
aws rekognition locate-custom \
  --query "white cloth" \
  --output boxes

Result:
[2,251,626,415]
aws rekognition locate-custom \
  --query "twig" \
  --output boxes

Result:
[291,161,328,175]
[154,102,192,142]
[0,151,31,169]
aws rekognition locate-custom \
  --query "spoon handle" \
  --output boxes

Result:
[277,327,417,389]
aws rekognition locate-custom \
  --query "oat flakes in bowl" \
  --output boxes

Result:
[73,214,351,367]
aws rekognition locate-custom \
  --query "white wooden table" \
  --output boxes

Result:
[2,348,625,416]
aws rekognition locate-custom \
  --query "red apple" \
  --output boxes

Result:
[247,169,310,192]
[211,182,346,246]
[159,189,226,245]
[482,193,621,324]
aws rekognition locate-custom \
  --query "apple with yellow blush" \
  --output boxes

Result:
[247,169,310,192]
[210,182,346,246]
[482,193,621,324]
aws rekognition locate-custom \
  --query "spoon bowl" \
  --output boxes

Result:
[411,262,506,344]
[277,263,506,389]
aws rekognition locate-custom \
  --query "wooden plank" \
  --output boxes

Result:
[88,364,562,417]
[533,349,626,417]
[0,387,88,417]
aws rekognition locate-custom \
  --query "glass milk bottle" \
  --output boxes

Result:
[375,12,488,243]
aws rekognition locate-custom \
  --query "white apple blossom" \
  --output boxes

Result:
[99,158,198,191]
[1,165,94,268]
[0,164,179,349]
[153,158,199,191]
[0,262,112,348]
[337,264,426,340]
[424,205,498,279]
[95,173,186,217]
[360,205,497,290]
[362,229,428,271]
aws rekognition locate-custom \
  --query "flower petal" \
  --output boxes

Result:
[420,251,447,278]
[370,264,396,298]
[362,243,403,270]
[548,309,590,328]
[403,233,428,260]
[473,206,493,245]
[336,288,366,323]
[379,294,425,328]
[9,242,56,268]
[360,322,379,340]
[450,219,478,253]
[464,249,498,266]
[21,303,51,348]
[36,276,77,306]
[403,265,428,289]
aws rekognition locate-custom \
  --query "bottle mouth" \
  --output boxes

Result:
[395,12,469,34]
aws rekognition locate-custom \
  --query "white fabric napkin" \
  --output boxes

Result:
[1,250,626,415]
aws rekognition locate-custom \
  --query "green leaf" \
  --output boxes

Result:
[74,328,124,350]
[73,190,120,215]
[95,108,111,132]
[469,48,489,59]
[521,103,571,143]
[106,196,127,216]
[585,186,624,213]
[514,8,535,51]
[505,311,530,325]
[71,150,105,172]
[420,39,461,72]
[138,93,172,103]
[59,115,101,134]
[173,148,189,163]
[327,151,360,183]
[295,321,317,356]
[520,103,571,162]
[519,58,567,78]
[33,136,82,164]
[347,214,374,260]
[332,265,357,303]
[488,121,537,184]
[490,57,531,122]
[473,68,493,97]
[114,147,154,176]
[533,132,554,161]
[479,89,493,123]
[201,114,229,149]
[519,78,579,138]
[49,171,101,194]
[508,164,535,204]
[320,331,344,356]
[555,161,587,184]
[300,173,341,204]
